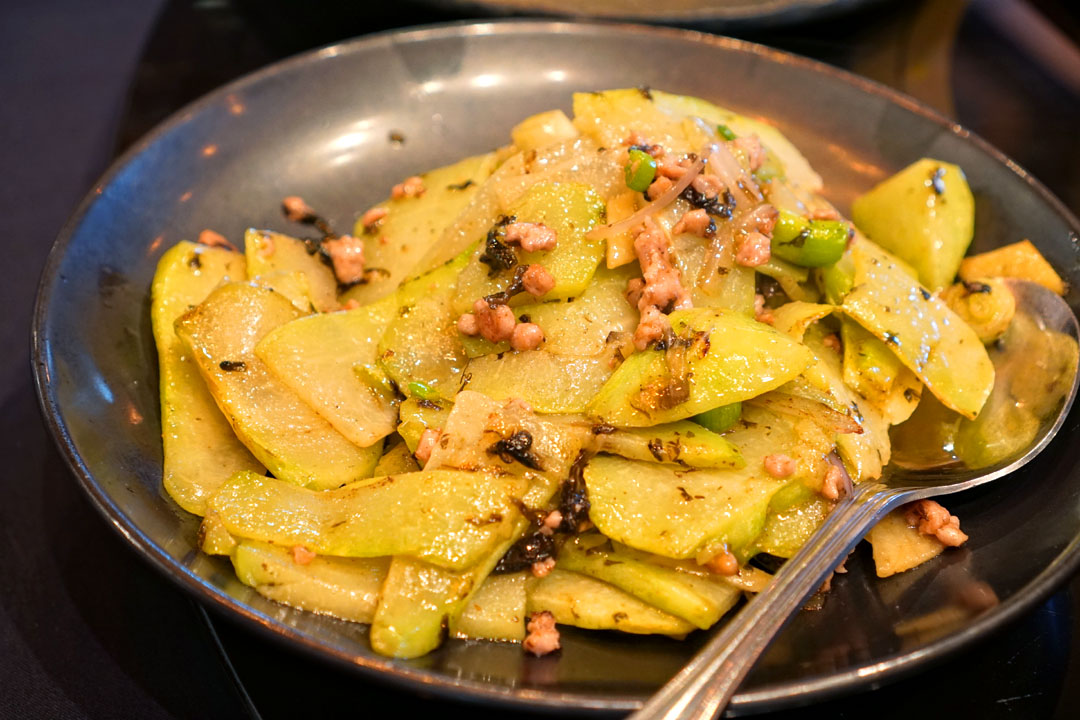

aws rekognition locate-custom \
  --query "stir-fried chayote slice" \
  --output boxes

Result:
[211,469,527,571]
[151,241,263,516]
[176,282,381,488]
[588,307,815,427]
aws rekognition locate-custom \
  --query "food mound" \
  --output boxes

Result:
[151,89,1073,659]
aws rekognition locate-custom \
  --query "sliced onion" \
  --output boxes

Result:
[707,142,762,208]
[586,155,706,240]
[699,218,736,296]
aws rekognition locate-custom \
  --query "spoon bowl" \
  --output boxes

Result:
[634,278,1080,720]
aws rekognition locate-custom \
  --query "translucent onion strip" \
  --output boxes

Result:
[586,156,706,240]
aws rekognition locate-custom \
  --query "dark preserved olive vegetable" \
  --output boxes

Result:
[487,430,543,470]
[680,185,735,219]
[492,531,555,573]
[478,216,517,276]
[557,451,592,533]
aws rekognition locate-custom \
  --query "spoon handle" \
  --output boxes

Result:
[631,483,905,720]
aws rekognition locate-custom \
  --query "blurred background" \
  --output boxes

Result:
[2,0,1078,718]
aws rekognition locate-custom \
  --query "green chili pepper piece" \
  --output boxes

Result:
[407,381,437,400]
[693,402,742,434]
[625,148,658,193]
[817,251,855,305]
[770,209,849,268]
[716,124,737,141]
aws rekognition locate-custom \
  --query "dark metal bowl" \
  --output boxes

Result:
[32,20,1080,714]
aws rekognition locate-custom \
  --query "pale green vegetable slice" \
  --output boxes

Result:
[250,270,316,313]
[231,540,389,623]
[411,152,529,273]
[256,251,471,448]
[749,482,831,559]
[584,457,782,562]
[746,391,861,437]
[558,535,741,629]
[840,318,922,425]
[587,307,815,427]
[151,241,263,515]
[757,257,814,301]
[370,538,516,658]
[842,238,994,419]
[650,90,823,192]
[511,109,578,152]
[175,282,380,488]
[959,239,1066,296]
[527,568,695,635]
[805,326,893,481]
[245,229,338,312]
[585,403,837,560]
[397,397,452,454]
[596,420,745,470]
[494,137,625,210]
[370,393,587,656]
[573,88,709,154]
[210,469,527,571]
[769,301,835,343]
[256,294,399,447]
[425,391,590,506]
[694,402,743,434]
[940,278,1016,344]
[890,393,961,469]
[866,510,945,578]
[372,439,420,475]
[841,317,903,399]
[199,510,238,556]
[460,265,639,358]
[851,159,974,291]
[770,301,892,481]
[452,181,606,312]
[464,350,618,414]
[343,151,497,305]
[377,250,471,399]
[452,572,528,643]
[669,228,756,315]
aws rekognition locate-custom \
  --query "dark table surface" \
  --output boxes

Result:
[4,0,1080,718]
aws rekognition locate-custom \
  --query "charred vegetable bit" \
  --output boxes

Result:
[488,430,543,470]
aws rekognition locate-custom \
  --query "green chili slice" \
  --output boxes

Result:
[693,402,742,434]
[625,148,658,193]
[716,124,737,141]
[771,210,849,268]
[407,381,438,400]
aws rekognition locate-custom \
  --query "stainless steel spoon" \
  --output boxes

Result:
[633,279,1080,720]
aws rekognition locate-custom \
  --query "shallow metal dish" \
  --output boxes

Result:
[32,20,1080,715]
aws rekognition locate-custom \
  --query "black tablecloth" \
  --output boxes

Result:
[4,1,1080,718]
